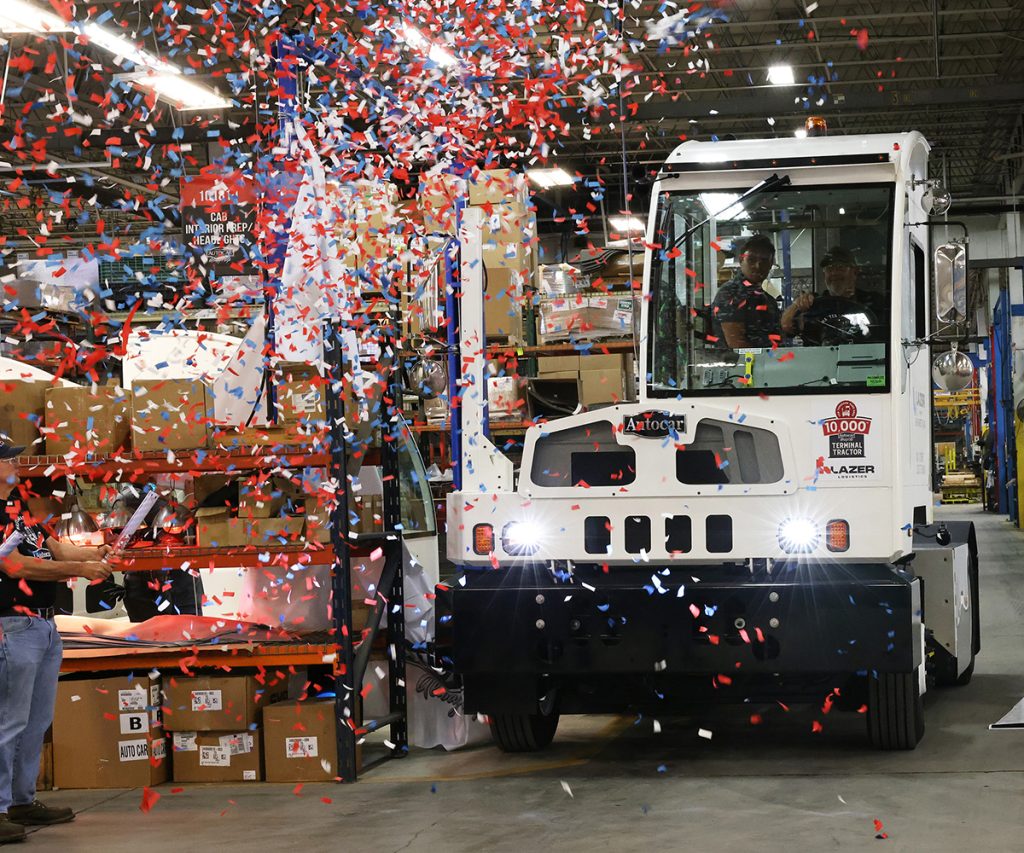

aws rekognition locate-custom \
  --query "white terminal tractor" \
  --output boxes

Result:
[436,124,979,752]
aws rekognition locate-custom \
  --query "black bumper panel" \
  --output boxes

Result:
[437,563,920,679]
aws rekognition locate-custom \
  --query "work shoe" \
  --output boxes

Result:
[7,800,75,826]
[0,815,26,844]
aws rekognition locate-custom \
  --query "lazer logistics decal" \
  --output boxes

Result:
[814,400,881,482]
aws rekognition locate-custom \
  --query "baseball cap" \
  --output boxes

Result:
[0,437,26,460]
[820,246,856,268]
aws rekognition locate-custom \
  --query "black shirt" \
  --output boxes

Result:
[711,273,782,349]
[0,496,58,612]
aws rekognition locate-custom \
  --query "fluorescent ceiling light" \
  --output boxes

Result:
[767,64,796,86]
[399,24,457,68]
[527,167,575,189]
[2,2,228,109]
[699,192,749,220]
[794,128,808,139]
[608,215,646,233]
[0,0,68,33]
[117,72,231,111]
[82,22,177,75]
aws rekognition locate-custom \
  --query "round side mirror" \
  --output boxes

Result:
[923,183,952,217]
[932,349,973,392]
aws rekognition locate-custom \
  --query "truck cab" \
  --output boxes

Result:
[438,131,979,752]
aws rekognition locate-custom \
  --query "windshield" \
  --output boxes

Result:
[648,183,894,396]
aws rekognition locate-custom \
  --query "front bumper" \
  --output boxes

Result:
[436,562,921,710]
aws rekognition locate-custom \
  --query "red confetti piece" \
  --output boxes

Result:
[139,787,161,813]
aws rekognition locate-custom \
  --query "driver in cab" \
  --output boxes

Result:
[711,234,782,350]
[781,246,882,344]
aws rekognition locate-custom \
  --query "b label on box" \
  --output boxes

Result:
[285,736,319,759]
[199,745,231,767]
[118,689,147,712]
[118,739,150,762]
[191,689,223,711]
[119,712,149,734]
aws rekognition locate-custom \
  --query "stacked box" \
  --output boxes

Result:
[0,379,48,453]
[43,385,131,455]
[262,699,347,782]
[53,674,167,789]
[131,378,212,452]
[163,675,288,783]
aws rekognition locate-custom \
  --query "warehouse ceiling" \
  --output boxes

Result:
[0,0,1022,250]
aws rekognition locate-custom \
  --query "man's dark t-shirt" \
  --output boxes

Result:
[0,496,57,612]
[711,273,781,348]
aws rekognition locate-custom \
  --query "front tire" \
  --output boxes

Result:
[866,671,925,750]
[490,694,560,753]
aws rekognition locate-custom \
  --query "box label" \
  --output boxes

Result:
[199,745,231,767]
[191,689,223,712]
[173,732,198,753]
[219,733,253,756]
[118,739,150,762]
[285,736,319,759]
[242,770,257,781]
[119,712,149,735]
[152,738,167,761]
[118,688,148,712]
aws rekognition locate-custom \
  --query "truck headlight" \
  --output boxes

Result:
[777,517,819,553]
[501,520,544,556]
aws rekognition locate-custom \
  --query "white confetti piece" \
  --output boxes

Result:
[560,780,573,798]
[698,728,712,740]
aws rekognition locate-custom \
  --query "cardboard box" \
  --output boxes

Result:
[262,699,341,782]
[277,373,326,426]
[194,507,247,547]
[419,173,466,234]
[53,675,168,789]
[162,675,286,732]
[44,385,131,455]
[578,367,625,406]
[484,267,527,339]
[171,730,262,783]
[0,379,48,452]
[246,516,305,546]
[131,379,212,452]
[468,168,529,207]
[238,480,283,519]
[37,740,53,792]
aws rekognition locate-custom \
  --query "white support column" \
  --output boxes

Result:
[457,206,514,493]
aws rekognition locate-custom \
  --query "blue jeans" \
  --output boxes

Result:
[0,617,62,814]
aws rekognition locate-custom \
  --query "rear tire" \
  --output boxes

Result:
[490,705,559,753]
[866,671,924,750]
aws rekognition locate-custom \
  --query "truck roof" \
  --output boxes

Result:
[663,132,927,168]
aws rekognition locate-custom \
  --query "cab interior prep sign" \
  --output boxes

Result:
[814,399,882,482]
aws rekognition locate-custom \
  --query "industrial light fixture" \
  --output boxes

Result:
[767,64,796,86]
[608,215,646,233]
[0,1,229,110]
[399,23,457,67]
[114,72,231,111]
[526,167,575,189]
[0,0,68,33]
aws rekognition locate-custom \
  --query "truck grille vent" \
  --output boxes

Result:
[625,516,651,553]
[706,515,733,553]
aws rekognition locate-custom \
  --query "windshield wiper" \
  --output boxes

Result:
[666,172,792,255]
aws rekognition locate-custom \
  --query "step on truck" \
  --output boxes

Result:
[437,125,980,751]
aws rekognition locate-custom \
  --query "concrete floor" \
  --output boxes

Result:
[23,505,1024,852]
